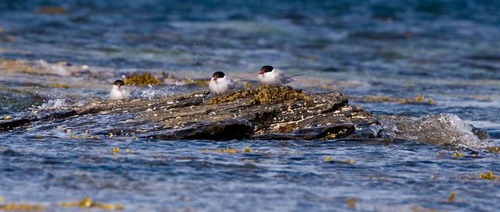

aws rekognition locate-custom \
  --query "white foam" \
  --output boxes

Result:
[419,113,487,149]
[37,99,68,110]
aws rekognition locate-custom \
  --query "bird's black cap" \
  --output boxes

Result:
[212,71,225,79]
[260,65,274,73]
[114,80,125,86]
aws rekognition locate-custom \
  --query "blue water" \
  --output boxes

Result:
[1,0,500,211]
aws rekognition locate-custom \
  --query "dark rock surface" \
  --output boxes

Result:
[0,86,489,150]
[0,86,380,140]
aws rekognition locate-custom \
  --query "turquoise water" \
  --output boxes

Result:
[1,0,500,211]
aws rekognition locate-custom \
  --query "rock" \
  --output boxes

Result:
[471,126,489,140]
[0,86,379,140]
[0,85,491,150]
[145,119,254,140]
[252,124,355,140]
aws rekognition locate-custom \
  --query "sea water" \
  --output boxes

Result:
[1,1,499,211]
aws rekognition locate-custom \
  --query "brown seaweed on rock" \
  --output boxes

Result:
[123,73,162,86]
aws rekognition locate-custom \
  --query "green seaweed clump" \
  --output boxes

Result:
[478,171,498,181]
[188,79,210,87]
[446,191,456,203]
[51,83,71,89]
[346,198,356,208]
[323,128,351,140]
[277,123,298,133]
[124,73,162,86]
[486,146,500,153]
[0,203,44,211]
[35,6,67,14]
[363,94,434,105]
[250,86,308,105]
[207,89,256,104]
[207,86,308,105]
[61,197,124,210]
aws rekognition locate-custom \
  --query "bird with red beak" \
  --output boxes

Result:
[257,65,292,86]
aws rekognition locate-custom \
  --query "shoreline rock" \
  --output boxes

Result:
[0,86,379,141]
[0,87,489,150]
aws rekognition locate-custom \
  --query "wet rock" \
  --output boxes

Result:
[0,85,490,150]
[0,118,32,131]
[253,124,355,140]
[145,119,254,140]
[0,87,379,140]
[471,126,489,140]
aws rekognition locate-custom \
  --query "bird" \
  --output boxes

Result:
[109,80,130,100]
[208,71,232,95]
[257,65,293,86]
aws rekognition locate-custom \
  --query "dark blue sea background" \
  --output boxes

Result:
[1,0,499,211]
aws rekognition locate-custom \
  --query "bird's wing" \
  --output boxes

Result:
[225,77,234,87]
[121,88,131,99]
[274,69,293,84]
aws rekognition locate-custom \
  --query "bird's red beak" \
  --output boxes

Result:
[212,77,217,81]
[259,70,264,75]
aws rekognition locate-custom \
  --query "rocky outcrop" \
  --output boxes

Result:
[0,86,490,151]
[0,86,379,140]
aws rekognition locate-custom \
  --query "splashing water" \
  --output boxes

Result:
[36,99,68,110]
[382,113,489,150]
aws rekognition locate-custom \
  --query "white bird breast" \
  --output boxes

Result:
[209,77,230,95]
[109,85,130,100]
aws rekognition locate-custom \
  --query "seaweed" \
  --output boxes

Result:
[362,94,435,105]
[0,59,35,73]
[323,128,351,140]
[486,146,500,153]
[201,147,260,154]
[446,191,456,203]
[35,6,67,14]
[250,86,308,105]
[111,147,120,154]
[51,83,71,89]
[207,89,256,104]
[61,197,124,210]
[411,205,440,212]
[208,86,308,105]
[0,203,44,211]
[324,156,355,165]
[124,73,162,86]
[277,123,298,133]
[478,171,498,180]
[346,198,356,208]
[185,79,210,87]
